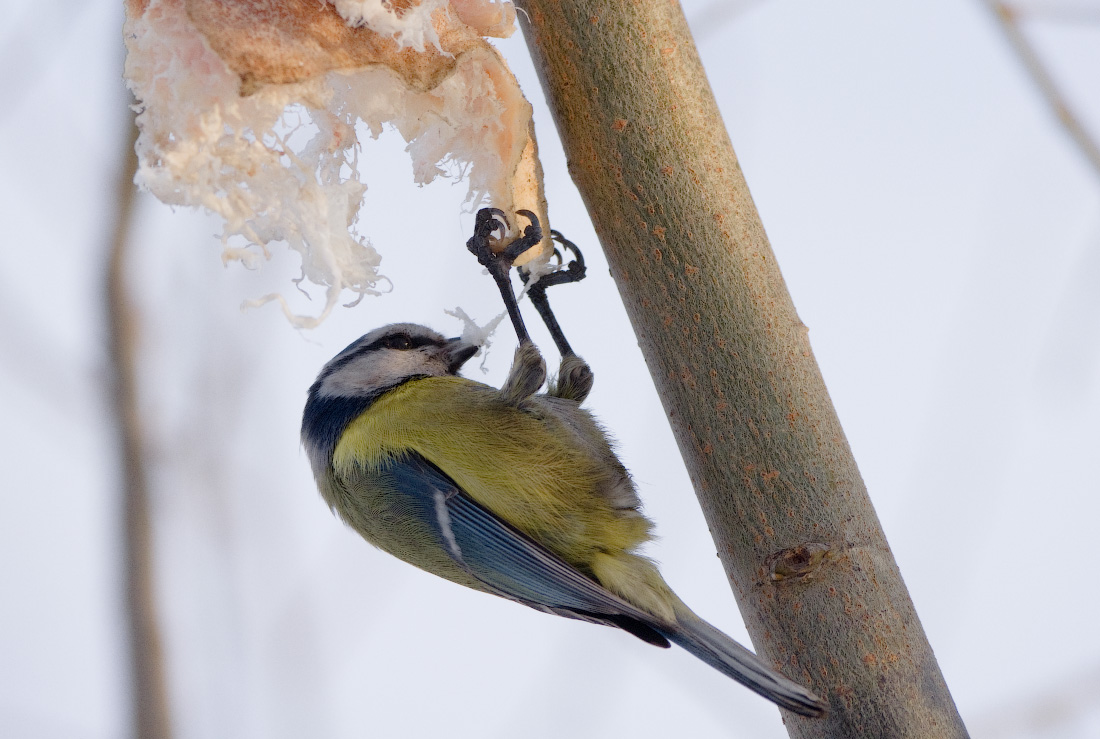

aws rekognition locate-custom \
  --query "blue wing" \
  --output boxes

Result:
[344,453,827,715]
[378,452,671,647]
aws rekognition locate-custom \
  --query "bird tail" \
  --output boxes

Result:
[658,610,827,717]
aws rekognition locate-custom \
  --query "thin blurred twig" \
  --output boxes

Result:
[1007,1,1100,23]
[983,0,1100,180]
[106,115,174,738]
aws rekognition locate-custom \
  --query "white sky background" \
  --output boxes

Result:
[2,1,1100,737]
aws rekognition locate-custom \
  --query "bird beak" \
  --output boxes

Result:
[442,337,480,373]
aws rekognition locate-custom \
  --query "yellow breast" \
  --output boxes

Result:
[332,376,651,571]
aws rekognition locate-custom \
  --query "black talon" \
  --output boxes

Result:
[504,209,544,261]
[467,208,509,263]
[525,230,587,289]
[467,209,546,267]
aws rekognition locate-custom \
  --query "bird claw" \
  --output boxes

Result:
[467,208,545,273]
[466,208,509,266]
[521,229,587,290]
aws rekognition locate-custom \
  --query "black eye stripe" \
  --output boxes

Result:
[367,333,438,351]
[322,331,443,379]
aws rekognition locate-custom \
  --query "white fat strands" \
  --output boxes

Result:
[330,0,449,51]
[124,0,547,329]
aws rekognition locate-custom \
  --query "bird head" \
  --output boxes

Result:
[302,324,481,470]
[313,323,480,399]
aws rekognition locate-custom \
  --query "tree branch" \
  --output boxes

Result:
[105,115,174,739]
[983,0,1100,181]
[513,1,968,736]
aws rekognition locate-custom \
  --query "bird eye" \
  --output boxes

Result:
[383,333,413,350]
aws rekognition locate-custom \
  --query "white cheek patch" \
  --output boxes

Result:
[318,349,444,397]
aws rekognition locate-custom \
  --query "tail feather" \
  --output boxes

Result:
[658,614,827,717]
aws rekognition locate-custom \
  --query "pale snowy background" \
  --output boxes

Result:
[3,1,1099,738]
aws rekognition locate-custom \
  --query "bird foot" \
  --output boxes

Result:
[466,208,544,277]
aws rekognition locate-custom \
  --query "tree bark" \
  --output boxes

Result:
[513,2,968,736]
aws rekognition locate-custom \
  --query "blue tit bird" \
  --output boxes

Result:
[300,211,826,717]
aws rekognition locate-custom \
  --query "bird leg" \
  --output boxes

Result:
[520,229,587,358]
[467,208,547,404]
[520,230,594,403]
[466,208,543,346]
